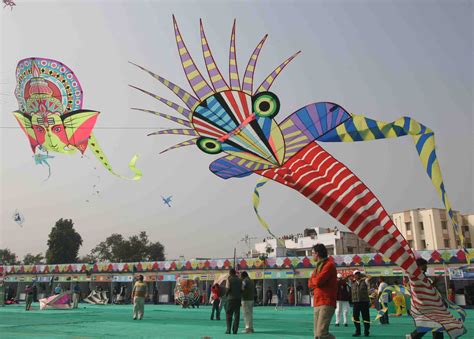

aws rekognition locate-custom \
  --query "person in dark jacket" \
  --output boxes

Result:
[225,268,242,334]
[241,271,255,333]
[265,287,273,306]
[210,283,221,320]
[25,285,34,311]
[351,270,372,337]
[335,273,351,327]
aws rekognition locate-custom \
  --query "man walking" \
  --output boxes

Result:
[377,277,389,325]
[335,273,351,327]
[132,275,148,320]
[296,282,304,305]
[210,283,221,320]
[308,244,337,339]
[265,286,273,306]
[225,268,242,334]
[351,270,371,337]
[25,285,34,311]
[241,271,255,333]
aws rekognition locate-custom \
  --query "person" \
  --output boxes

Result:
[54,284,62,295]
[152,284,159,304]
[241,271,255,333]
[335,273,351,327]
[308,243,337,339]
[72,283,81,309]
[32,284,38,302]
[210,283,221,320]
[225,268,242,334]
[0,281,4,307]
[265,286,273,306]
[408,258,443,339]
[296,282,304,305]
[255,282,263,306]
[351,270,372,337]
[132,275,148,320]
[377,277,389,325]
[276,284,284,310]
[192,277,200,308]
[288,285,295,305]
[25,285,34,311]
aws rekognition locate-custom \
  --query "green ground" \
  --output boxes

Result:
[0,304,472,338]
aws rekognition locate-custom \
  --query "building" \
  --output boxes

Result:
[392,208,474,251]
[253,227,375,257]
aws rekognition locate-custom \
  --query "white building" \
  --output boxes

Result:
[253,227,375,257]
[391,208,474,250]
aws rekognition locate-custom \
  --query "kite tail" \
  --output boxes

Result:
[318,114,469,262]
[88,134,142,180]
[252,177,285,247]
[256,142,466,337]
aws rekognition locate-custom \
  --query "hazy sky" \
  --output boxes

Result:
[1,0,472,261]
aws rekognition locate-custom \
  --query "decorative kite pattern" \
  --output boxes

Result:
[131,17,466,337]
[13,57,141,180]
[174,278,200,307]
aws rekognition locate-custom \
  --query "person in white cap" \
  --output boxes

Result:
[335,273,351,327]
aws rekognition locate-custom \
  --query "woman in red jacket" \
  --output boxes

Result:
[308,244,337,339]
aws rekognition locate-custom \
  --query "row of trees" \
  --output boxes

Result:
[0,218,165,265]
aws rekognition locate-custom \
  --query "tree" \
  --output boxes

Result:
[23,253,44,265]
[45,218,83,264]
[0,248,18,265]
[91,231,165,262]
[77,254,97,263]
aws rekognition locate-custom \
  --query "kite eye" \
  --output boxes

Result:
[53,126,62,133]
[253,91,280,118]
[197,137,222,154]
[35,126,45,133]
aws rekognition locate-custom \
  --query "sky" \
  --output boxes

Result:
[0,0,472,261]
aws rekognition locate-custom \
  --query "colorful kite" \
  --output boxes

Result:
[12,209,25,226]
[131,17,466,337]
[39,292,72,310]
[2,0,16,10]
[13,57,141,180]
[174,278,200,308]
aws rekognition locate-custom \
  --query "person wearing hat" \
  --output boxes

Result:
[351,270,372,337]
[335,273,351,327]
[308,243,337,339]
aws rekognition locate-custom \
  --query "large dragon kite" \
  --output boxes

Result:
[13,57,141,180]
[131,17,466,337]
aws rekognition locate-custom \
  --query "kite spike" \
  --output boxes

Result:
[228,19,241,90]
[129,84,193,121]
[128,61,198,111]
[130,108,192,128]
[172,15,215,100]
[147,128,199,137]
[255,51,301,94]
[242,34,268,95]
[160,138,199,154]
[200,19,229,92]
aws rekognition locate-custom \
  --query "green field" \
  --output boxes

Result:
[0,304,472,338]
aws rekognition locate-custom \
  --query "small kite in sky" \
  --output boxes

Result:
[161,195,172,207]
[131,17,467,337]
[3,0,16,10]
[13,57,141,180]
[12,209,25,226]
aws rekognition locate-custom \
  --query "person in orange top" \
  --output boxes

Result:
[308,243,338,339]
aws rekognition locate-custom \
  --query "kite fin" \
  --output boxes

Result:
[88,133,142,180]
[209,155,273,179]
[318,114,469,262]
[12,111,39,153]
[277,102,352,163]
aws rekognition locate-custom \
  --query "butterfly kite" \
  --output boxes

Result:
[131,17,466,337]
[12,209,25,227]
[13,57,141,180]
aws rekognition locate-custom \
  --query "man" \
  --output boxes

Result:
[335,273,351,327]
[276,284,284,310]
[377,277,389,325]
[308,243,337,339]
[408,258,443,339]
[210,283,221,320]
[25,285,34,311]
[351,270,371,337]
[72,283,81,309]
[225,268,242,334]
[132,275,148,320]
[241,271,255,333]
[296,282,304,305]
[265,286,273,306]
[255,282,263,305]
